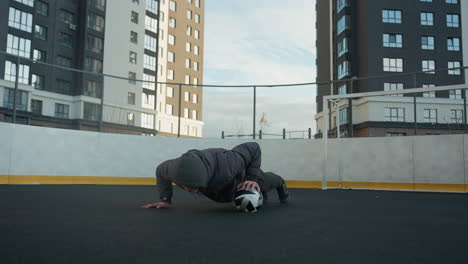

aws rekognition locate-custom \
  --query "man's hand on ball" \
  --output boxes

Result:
[237,181,260,192]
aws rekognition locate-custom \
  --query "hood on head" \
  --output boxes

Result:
[173,151,208,188]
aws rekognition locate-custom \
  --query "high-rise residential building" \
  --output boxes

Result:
[316,0,466,137]
[0,0,204,137]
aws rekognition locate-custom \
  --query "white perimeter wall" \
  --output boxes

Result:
[0,123,466,189]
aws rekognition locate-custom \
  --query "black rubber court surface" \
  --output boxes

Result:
[1,185,467,264]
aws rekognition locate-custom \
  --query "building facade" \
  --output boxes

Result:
[0,0,204,137]
[316,0,466,137]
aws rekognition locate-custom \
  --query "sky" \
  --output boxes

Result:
[202,0,317,139]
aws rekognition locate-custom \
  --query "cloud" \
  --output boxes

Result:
[203,0,317,138]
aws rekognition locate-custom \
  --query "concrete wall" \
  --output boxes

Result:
[0,123,466,192]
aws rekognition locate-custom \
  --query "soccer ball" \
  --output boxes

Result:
[234,189,263,213]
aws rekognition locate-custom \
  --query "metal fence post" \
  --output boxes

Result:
[308,128,312,139]
[253,86,256,140]
[177,84,182,137]
[259,130,262,139]
[99,76,105,132]
[222,131,224,139]
[464,89,467,133]
[12,55,20,124]
[283,128,286,139]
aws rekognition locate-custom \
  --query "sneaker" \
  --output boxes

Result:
[277,183,289,203]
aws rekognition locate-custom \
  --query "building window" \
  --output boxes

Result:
[84,103,101,121]
[166,104,173,115]
[337,0,348,13]
[130,31,138,44]
[86,35,103,54]
[144,54,156,71]
[146,0,158,13]
[382,10,402,24]
[186,42,191,52]
[194,61,199,71]
[168,52,175,62]
[339,108,348,125]
[187,26,192,36]
[194,45,199,55]
[87,13,105,32]
[54,103,70,119]
[169,18,176,28]
[194,30,200,40]
[337,61,350,79]
[385,107,405,122]
[170,1,176,11]
[169,34,175,45]
[447,14,459,27]
[31,100,42,115]
[193,78,198,86]
[160,11,165,22]
[3,88,28,111]
[31,74,44,90]
[184,91,190,102]
[128,92,136,105]
[424,109,438,123]
[143,74,155,90]
[195,0,200,8]
[56,79,71,94]
[13,0,34,7]
[420,12,434,26]
[4,61,29,84]
[420,0,432,2]
[6,34,31,58]
[36,1,48,16]
[421,36,435,50]
[383,34,402,48]
[144,35,157,51]
[128,72,136,84]
[185,75,190,84]
[195,14,200,24]
[91,0,106,10]
[422,84,436,98]
[33,49,46,62]
[142,92,155,109]
[337,38,348,56]
[8,7,33,33]
[184,108,189,118]
[448,61,461,75]
[192,110,197,120]
[141,113,155,129]
[127,113,135,126]
[384,83,403,96]
[447,37,460,51]
[145,16,157,32]
[59,9,74,24]
[383,58,403,72]
[187,10,192,19]
[85,58,103,73]
[450,89,462,99]
[168,69,174,80]
[56,56,72,67]
[131,11,139,24]
[337,84,347,95]
[185,58,191,68]
[85,80,101,98]
[450,110,463,123]
[337,16,348,35]
[34,25,48,40]
[129,51,137,64]
[193,94,198,104]
[446,0,458,4]
[58,32,73,48]
[167,87,174,97]
[422,60,435,74]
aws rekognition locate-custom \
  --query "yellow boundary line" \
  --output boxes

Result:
[0,175,466,192]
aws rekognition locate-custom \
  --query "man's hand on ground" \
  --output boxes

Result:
[141,202,171,209]
[237,181,260,192]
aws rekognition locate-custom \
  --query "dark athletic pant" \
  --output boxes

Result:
[257,171,285,198]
